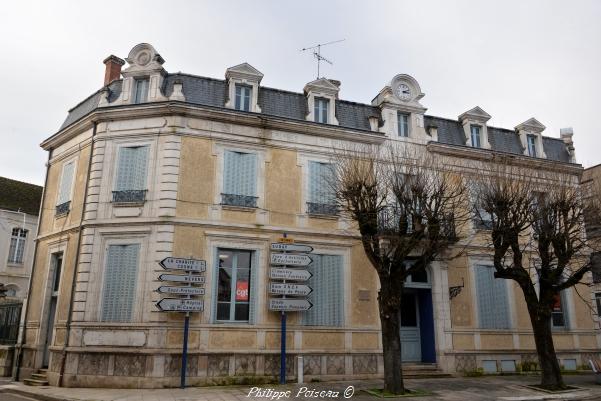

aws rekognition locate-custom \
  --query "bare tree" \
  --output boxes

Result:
[472,160,601,390]
[331,144,468,394]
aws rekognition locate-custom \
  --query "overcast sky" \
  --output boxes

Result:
[1,0,600,186]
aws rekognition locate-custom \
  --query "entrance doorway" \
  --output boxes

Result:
[400,269,436,363]
[43,252,62,368]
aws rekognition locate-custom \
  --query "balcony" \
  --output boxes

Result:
[307,202,338,216]
[55,201,70,216]
[221,193,258,208]
[112,190,147,204]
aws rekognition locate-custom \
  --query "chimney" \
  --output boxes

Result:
[103,55,125,86]
[560,127,576,162]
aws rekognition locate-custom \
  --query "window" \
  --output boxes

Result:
[475,265,510,329]
[215,249,255,322]
[113,145,149,203]
[222,150,258,207]
[307,161,337,215]
[552,292,569,328]
[470,125,482,148]
[8,228,27,264]
[314,98,329,124]
[133,78,149,104]
[470,182,492,229]
[5,287,17,298]
[51,252,63,293]
[301,254,344,326]
[527,134,537,157]
[235,84,252,111]
[398,113,410,137]
[101,244,140,322]
[56,160,75,215]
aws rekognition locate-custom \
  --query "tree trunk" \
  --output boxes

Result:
[529,310,565,390]
[378,280,405,394]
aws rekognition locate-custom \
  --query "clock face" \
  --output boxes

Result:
[396,83,411,100]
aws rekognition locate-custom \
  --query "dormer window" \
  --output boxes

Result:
[314,97,329,124]
[527,134,537,157]
[470,125,482,148]
[235,84,252,111]
[133,78,149,104]
[398,112,410,137]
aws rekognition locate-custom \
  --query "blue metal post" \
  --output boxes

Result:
[280,310,286,384]
[181,313,190,389]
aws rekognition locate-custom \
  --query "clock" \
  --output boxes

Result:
[396,83,411,100]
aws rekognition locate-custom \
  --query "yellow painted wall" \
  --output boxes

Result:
[265,149,299,227]
[480,334,513,350]
[302,332,344,349]
[449,254,473,327]
[209,330,257,349]
[350,243,378,327]
[452,334,475,350]
[176,137,215,219]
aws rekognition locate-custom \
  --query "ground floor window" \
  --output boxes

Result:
[552,291,569,328]
[101,244,140,322]
[301,254,344,327]
[596,293,601,318]
[474,265,510,329]
[215,249,255,322]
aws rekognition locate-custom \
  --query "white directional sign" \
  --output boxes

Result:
[269,283,312,296]
[160,257,206,272]
[269,298,313,311]
[270,253,312,266]
[159,274,205,284]
[270,243,314,253]
[157,286,205,296]
[270,268,312,281]
[156,298,204,312]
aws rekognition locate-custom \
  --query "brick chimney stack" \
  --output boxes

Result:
[103,55,125,86]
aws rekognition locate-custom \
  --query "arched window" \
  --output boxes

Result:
[5,285,18,298]
[8,228,28,264]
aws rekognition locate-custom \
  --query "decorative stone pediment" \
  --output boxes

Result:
[224,62,264,113]
[515,117,546,133]
[303,78,340,97]
[372,74,426,111]
[123,43,166,76]
[515,117,547,158]
[225,63,264,83]
[458,106,491,123]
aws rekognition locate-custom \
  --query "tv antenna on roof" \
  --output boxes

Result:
[301,39,345,79]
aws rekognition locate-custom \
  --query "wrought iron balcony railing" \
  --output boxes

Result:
[112,190,147,204]
[221,193,258,208]
[307,202,338,216]
[55,201,71,216]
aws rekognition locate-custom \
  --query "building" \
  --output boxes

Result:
[0,177,43,300]
[18,43,598,387]
[582,163,601,323]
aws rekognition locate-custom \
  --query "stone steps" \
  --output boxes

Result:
[24,368,49,386]
[403,363,452,378]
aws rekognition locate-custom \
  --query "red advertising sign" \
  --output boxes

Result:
[236,281,249,301]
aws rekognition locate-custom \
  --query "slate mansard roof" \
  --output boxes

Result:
[59,74,572,164]
[0,177,43,216]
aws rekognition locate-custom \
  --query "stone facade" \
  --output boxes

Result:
[17,43,600,388]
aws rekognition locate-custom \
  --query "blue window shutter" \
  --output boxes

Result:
[475,266,495,329]
[302,255,343,327]
[561,291,570,328]
[243,87,251,111]
[134,79,149,104]
[235,85,242,110]
[492,275,510,329]
[308,161,320,203]
[240,153,257,196]
[223,150,239,195]
[248,251,259,324]
[57,161,75,205]
[101,244,140,322]
[309,162,334,205]
[115,146,148,191]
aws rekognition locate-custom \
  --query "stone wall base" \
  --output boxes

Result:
[44,351,381,388]
[0,345,15,377]
[451,351,600,373]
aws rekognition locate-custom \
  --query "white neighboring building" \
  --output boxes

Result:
[0,177,43,300]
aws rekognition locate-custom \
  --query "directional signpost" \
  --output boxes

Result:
[155,257,205,389]
[269,235,313,385]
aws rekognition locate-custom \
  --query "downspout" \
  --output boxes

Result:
[14,147,53,381]
[57,121,97,387]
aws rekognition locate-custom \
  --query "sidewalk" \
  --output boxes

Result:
[1,374,600,401]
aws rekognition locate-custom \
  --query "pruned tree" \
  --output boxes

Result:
[331,144,468,394]
[471,160,601,390]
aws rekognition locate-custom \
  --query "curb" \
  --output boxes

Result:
[0,386,72,401]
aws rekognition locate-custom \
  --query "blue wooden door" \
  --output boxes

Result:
[400,292,421,362]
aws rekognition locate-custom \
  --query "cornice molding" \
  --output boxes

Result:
[427,142,582,175]
[41,102,386,150]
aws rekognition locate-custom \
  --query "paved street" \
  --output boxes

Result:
[1,374,601,401]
